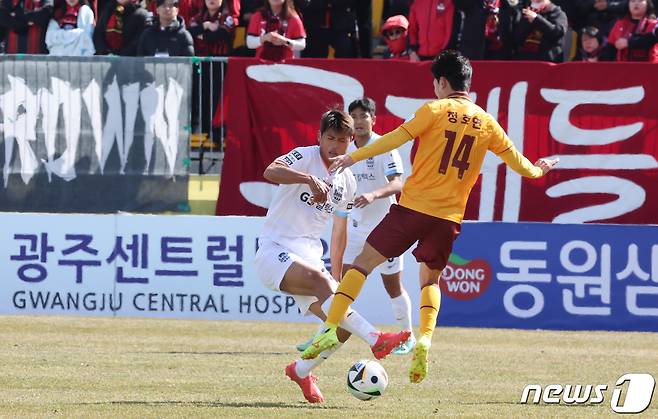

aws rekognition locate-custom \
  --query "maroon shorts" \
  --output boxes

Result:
[366,204,461,271]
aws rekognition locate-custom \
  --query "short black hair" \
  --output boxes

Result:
[320,109,354,136]
[157,0,179,7]
[430,50,472,92]
[348,97,376,117]
[581,26,603,44]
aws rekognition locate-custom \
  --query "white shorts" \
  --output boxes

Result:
[344,220,403,275]
[254,237,333,315]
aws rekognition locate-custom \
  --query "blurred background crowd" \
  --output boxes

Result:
[1,0,656,62]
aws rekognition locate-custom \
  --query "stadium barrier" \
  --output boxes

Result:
[189,57,227,175]
[0,55,196,212]
[2,212,656,332]
[2,55,657,219]
[218,58,658,225]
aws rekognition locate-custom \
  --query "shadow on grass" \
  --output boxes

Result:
[77,400,345,410]
[137,351,288,356]
[452,401,600,408]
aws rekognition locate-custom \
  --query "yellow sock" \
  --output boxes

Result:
[419,284,441,339]
[326,268,367,327]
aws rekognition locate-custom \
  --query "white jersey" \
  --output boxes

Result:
[261,145,357,253]
[348,133,404,229]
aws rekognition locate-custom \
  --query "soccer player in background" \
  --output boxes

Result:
[255,109,410,403]
[296,97,415,355]
[301,50,559,384]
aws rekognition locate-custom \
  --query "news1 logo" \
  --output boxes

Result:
[520,374,656,414]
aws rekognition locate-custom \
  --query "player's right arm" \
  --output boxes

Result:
[264,148,330,203]
[349,127,413,163]
[488,119,557,177]
[329,103,435,173]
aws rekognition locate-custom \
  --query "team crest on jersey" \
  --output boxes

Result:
[366,158,375,169]
[332,185,344,203]
[278,252,290,263]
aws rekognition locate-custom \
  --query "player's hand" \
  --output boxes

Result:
[534,157,559,175]
[354,192,376,208]
[328,154,355,174]
[306,175,330,203]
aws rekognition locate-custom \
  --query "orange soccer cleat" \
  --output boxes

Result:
[285,361,325,403]
[370,330,412,360]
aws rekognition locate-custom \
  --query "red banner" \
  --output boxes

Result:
[217,58,658,224]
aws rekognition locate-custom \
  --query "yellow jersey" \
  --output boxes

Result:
[350,93,543,224]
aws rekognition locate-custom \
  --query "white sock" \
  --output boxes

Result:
[310,323,324,339]
[295,344,341,377]
[391,290,413,333]
[341,311,378,346]
[321,296,378,346]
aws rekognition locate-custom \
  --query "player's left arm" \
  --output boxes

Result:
[498,147,556,178]
[489,120,558,177]
[330,214,348,281]
[354,174,403,208]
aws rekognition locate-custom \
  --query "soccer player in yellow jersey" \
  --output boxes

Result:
[301,50,559,383]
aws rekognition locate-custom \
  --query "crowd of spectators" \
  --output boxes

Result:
[0,0,656,62]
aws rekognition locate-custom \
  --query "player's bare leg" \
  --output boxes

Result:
[302,243,410,360]
[410,263,442,384]
[279,260,345,403]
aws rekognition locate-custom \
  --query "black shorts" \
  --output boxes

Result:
[366,204,461,271]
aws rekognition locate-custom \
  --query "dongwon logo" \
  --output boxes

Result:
[520,373,656,414]
[440,253,492,300]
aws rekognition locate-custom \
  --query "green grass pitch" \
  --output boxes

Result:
[1,316,656,418]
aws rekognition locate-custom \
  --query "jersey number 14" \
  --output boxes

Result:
[438,130,474,180]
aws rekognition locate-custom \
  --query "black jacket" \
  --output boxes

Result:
[0,0,53,53]
[573,43,617,61]
[302,0,372,57]
[575,0,628,35]
[513,1,568,62]
[94,0,150,56]
[137,15,194,56]
[454,0,520,60]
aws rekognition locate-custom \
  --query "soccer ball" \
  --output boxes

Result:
[346,359,388,401]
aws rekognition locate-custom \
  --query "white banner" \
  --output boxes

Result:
[0,56,191,212]
[0,213,420,325]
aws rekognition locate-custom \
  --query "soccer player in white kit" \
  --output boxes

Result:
[297,99,416,355]
[254,110,410,403]
[345,98,416,354]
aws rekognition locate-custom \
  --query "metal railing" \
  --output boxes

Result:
[190,57,228,176]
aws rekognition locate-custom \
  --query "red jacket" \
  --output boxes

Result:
[247,9,306,62]
[189,7,238,56]
[408,0,455,58]
[608,16,658,63]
